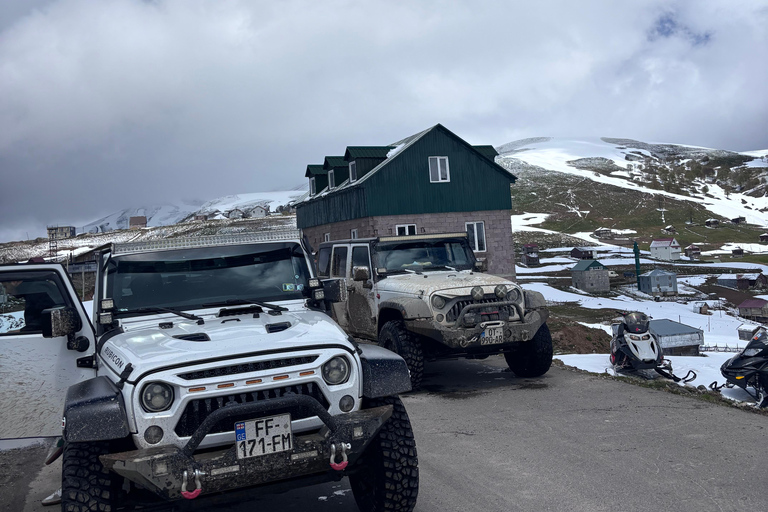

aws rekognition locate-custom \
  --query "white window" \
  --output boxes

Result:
[466,221,486,252]
[396,224,416,236]
[310,177,316,196]
[350,229,358,239]
[323,233,330,242]
[349,161,357,182]
[429,156,450,183]
[328,169,335,189]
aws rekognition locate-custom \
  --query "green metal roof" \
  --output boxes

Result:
[344,146,395,160]
[305,164,326,177]
[473,145,499,160]
[323,156,347,169]
[571,259,605,271]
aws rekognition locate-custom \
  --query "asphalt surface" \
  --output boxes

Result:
[3,356,766,512]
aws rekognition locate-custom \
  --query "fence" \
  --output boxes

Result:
[700,344,742,353]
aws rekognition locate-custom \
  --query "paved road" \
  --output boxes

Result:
[4,357,766,512]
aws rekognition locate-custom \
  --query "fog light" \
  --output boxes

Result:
[436,314,444,322]
[339,395,355,412]
[471,286,484,301]
[494,284,508,298]
[144,425,164,445]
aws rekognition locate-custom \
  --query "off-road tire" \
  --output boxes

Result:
[62,441,118,512]
[379,320,424,391]
[504,323,553,378]
[349,396,419,512]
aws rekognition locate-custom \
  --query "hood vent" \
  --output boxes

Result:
[266,322,291,334]
[173,333,211,342]
[219,306,263,317]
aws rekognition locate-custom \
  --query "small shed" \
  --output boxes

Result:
[705,219,720,228]
[570,247,595,260]
[520,244,540,267]
[731,247,744,258]
[129,216,147,229]
[737,298,768,322]
[737,322,764,341]
[692,302,709,315]
[649,319,704,356]
[638,269,678,296]
[593,227,613,239]
[760,233,768,243]
[684,244,701,260]
[571,260,609,292]
[731,216,746,224]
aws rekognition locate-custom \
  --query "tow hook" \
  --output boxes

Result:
[329,442,351,471]
[181,469,205,499]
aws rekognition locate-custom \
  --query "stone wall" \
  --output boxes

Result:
[572,270,610,292]
[302,209,516,277]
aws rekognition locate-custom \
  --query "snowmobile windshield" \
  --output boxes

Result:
[623,312,649,333]
[742,331,768,357]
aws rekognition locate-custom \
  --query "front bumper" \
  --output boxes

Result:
[405,308,549,350]
[101,395,391,501]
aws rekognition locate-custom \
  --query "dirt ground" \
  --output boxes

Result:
[549,321,611,354]
[0,441,50,512]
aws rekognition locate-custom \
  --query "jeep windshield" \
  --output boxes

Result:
[375,237,475,273]
[106,242,312,315]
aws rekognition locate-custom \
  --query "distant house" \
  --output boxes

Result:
[638,269,678,296]
[593,227,612,239]
[759,233,768,242]
[649,319,704,356]
[226,208,246,219]
[731,216,746,224]
[520,244,540,267]
[684,244,701,260]
[717,273,768,290]
[649,238,681,261]
[692,302,709,315]
[737,322,764,341]
[571,260,609,292]
[705,219,720,228]
[731,247,744,258]
[193,214,208,222]
[250,205,269,218]
[737,298,768,322]
[129,216,147,229]
[47,226,77,239]
[570,247,595,260]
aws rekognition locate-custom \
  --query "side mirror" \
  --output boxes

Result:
[41,306,79,339]
[474,259,487,272]
[322,279,348,303]
[352,266,371,282]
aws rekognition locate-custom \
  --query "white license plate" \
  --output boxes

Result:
[481,327,504,345]
[235,414,293,460]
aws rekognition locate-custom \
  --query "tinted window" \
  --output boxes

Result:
[351,246,371,273]
[0,271,70,335]
[317,247,331,277]
[331,247,348,277]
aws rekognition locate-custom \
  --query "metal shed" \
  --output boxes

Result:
[649,319,704,356]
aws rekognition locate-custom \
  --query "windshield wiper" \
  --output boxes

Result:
[124,307,205,324]
[201,298,288,313]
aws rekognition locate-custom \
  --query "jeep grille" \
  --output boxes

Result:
[174,383,330,437]
[177,356,318,380]
[446,296,514,323]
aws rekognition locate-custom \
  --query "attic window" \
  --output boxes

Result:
[429,156,450,183]
[328,170,335,189]
[310,177,316,196]
[349,161,357,182]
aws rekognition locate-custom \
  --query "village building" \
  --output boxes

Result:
[226,208,246,220]
[649,238,681,261]
[692,302,709,315]
[295,124,517,275]
[731,247,744,258]
[250,205,269,218]
[649,319,704,356]
[593,227,612,239]
[737,322,764,341]
[128,216,147,229]
[731,216,746,224]
[571,260,610,292]
[570,247,595,260]
[47,226,76,239]
[520,244,540,267]
[638,269,678,296]
[737,298,768,322]
[193,214,208,222]
[716,273,768,290]
[684,244,701,260]
[760,233,768,243]
[705,218,720,228]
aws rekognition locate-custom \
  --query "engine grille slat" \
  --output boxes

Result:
[177,355,319,381]
[446,295,513,322]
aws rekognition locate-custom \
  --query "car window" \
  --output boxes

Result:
[316,247,331,277]
[331,246,348,278]
[351,246,371,275]
[0,271,71,335]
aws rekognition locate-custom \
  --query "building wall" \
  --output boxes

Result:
[302,209,516,277]
[572,269,610,292]
[651,246,681,261]
[639,275,678,295]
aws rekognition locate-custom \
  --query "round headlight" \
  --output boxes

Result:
[494,284,508,298]
[431,295,446,309]
[322,356,350,385]
[141,382,174,413]
[506,287,522,302]
[471,286,484,301]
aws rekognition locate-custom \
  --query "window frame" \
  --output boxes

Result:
[328,169,335,189]
[309,177,316,196]
[465,221,486,252]
[330,246,349,278]
[349,161,357,182]
[350,229,358,240]
[428,156,450,183]
[323,233,330,243]
[395,224,417,236]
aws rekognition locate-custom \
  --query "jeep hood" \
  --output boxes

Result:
[99,309,351,379]
[377,271,516,298]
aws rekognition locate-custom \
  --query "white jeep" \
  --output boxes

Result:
[316,232,552,389]
[0,231,418,511]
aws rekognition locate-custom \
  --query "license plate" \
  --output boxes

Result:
[235,414,293,460]
[481,327,504,345]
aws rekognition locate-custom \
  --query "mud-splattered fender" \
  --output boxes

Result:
[63,376,130,443]
[524,289,546,311]
[358,344,412,397]
[378,297,432,320]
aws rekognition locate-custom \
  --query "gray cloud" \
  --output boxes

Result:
[0,0,766,242]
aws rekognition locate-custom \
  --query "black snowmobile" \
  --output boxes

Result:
[610,312,696,383]
[719,330,768,407]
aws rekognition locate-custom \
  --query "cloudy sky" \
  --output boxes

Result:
[0,0,766,242]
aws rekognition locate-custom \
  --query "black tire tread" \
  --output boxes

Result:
[349,396,419,512]
[504,323,553,378]
[62,441,116,512]
[379,320,424,391]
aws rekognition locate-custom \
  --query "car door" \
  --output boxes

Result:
[346,244,377,339]
[328,245,350,329]
[0,264,96,438]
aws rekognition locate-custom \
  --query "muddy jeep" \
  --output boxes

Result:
[316,232,552,389]
[0,231,418,511]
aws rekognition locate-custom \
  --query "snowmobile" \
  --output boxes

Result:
[718,330,768,407]
[610,312,696,383]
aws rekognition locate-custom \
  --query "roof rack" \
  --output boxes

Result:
[112,230,302,255]
[378,232,468,242]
